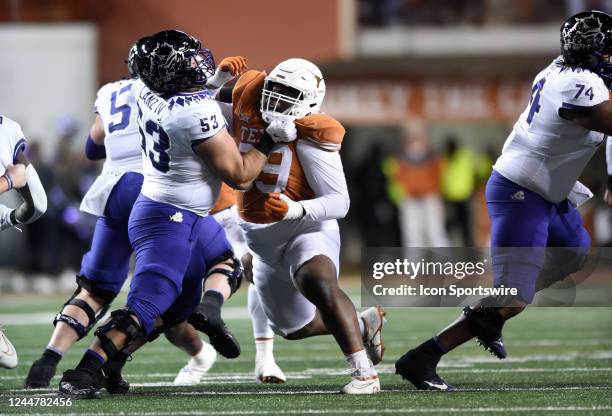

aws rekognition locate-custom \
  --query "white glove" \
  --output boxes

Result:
[0,204,20,232]
[265,115,298,143]
[279,194,305,220]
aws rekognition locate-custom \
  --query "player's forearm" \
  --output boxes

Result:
[300,193,350,221]
[14,165,47,224]
[230,134,276,190]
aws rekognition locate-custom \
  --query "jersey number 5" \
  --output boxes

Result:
[108,84,133,133]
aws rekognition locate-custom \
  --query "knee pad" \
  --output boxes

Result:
[53,278,115,340]
[207,252,244,294]
[93,308,144,360]
[76,275,119,303]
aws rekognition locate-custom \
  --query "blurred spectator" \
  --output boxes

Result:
[359,0,575,27]
[353,142,402,247]
[441,136,476,246]
[387,121,448,247]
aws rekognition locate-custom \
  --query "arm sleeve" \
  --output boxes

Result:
[559,72,609,110]
[85,135,106,160]
[296,140,350,221]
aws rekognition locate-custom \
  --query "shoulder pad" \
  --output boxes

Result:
[295,114,345,152]
[232,70,266,114]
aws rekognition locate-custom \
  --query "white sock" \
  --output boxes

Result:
[346,349,373,372]
[192,341,210,365]
[255,338,274,362]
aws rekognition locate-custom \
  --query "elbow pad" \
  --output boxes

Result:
[19,164,47,224]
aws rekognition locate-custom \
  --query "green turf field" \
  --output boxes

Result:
[0,290,611,415]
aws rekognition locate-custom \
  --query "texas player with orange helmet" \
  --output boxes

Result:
[230,58,386,394]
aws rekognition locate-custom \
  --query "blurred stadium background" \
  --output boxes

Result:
[0,0,611,292]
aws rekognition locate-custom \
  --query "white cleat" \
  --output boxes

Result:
[255,360,286,384]
[341,369,380,394]
[0,328,18,369]
[359,306,386,365]
[173,342,217,385]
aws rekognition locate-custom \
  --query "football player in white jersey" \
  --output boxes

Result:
[25,45,246,391]
[0,115,48,369]
[190,59,386,394]
[58,30,288,398]
[396,10,612,391]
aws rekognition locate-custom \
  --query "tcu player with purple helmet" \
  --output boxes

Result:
[396,10,612,391]
[58,30,290,398]
[26,46,247,391]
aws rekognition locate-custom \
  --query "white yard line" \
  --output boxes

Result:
[5,385,612,395]
[4,406,612,416]
[2,366,611,382]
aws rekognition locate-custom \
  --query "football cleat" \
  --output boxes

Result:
[188,306,241,359]
[340,369,380,394]
[255,359,286,384]
[95,361,130,395]
[24,359,56,388]
[0,328,18,369]
[395,348,455,391]
[359,306,386,365]
[58,369,101,400]
[463,306,507,359]
[476,337,507,360]
[174,342,217,385]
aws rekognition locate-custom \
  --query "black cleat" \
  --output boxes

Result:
[395,348,454,391]
[92,365,130,395]
[58,369,101,399]
[463,306,507,359]
[24,359,57,389]
[188,305,241,359]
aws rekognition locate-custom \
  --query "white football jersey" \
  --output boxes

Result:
[136,84,226,216]
[94,78,143,174]
[494,57,609,203]
[0,115,26,175]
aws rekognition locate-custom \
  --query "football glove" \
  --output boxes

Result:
[264,193,305,222]
[265,115,298,143]
[206,56,248,89]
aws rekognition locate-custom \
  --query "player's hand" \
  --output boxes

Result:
[218,56,248,76]
[605,188,612,207]
[4,164,27,190]
[264,193,305,222]
[0,204,18,232]
[265,115,298,143]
